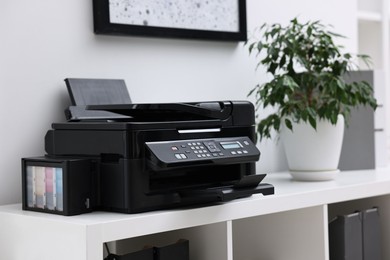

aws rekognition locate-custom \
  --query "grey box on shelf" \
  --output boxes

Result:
[339,71,376,171]
[329,207,382,260]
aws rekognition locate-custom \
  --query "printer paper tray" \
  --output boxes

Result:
[178,174,274,203]
[179,183,274,203]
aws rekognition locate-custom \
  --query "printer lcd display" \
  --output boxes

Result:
[220,141,242,150]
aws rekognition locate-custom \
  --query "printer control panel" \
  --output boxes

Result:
[146,136,260,168]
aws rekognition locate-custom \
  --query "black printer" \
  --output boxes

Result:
[22,79,274,215]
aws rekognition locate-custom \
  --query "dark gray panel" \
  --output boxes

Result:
[339,71,375,170]
[65,78,131,106]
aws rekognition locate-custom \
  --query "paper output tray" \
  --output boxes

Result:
[179,174,274,203]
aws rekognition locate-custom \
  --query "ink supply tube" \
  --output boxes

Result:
[45,167,54,210]
[55,167,63,212]
[26,166,34,207]
[34,167,45,209]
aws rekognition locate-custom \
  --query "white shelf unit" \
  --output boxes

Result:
[1,169,390,260]
[358,10,382,22]
[357,0,390,166]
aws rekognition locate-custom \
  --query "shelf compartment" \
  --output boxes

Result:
[328,194,390,259]
[232,205,328,260]
[112,222,229,260]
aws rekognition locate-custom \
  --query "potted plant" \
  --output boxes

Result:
[246,18,377,181]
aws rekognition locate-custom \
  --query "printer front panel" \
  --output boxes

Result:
[43,121,265,214]
[104,158,255,213]
[109,126,259,213]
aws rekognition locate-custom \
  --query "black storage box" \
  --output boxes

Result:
[155,239,189,260]
[104,239,189,260]
[105,247,154,260]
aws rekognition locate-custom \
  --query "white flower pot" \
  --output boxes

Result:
[281,115,345,181]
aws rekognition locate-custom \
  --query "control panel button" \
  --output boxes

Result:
[171,146,178,151]
[175,153,187,159]
[204,141,221,153]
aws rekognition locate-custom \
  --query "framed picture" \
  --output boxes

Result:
[93,0,247,41]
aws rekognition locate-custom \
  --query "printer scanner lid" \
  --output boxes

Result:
[60,78,254,130]
[57,100,254,131]
[86,101,232,121]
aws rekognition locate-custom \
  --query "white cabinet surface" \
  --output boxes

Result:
[1,169,390,260]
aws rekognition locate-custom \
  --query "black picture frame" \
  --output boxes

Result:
[93,0,247,41]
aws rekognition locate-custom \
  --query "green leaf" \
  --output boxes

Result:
[306,107,317,119]
[330,113,338,124]
[301,110,308,121]
[336,78,345,90]
[280,55,286,68]
[307,26,313,37]
[285,118,293,130]
[248,42,256,54]
[247,85,259,97]
[308,115,317,129]
[268,62,278,74]
[274,116,281,131]
[256,42,263,52]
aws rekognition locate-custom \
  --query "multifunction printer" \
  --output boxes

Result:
[22,78,274,215]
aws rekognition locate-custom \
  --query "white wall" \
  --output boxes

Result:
[0,0,358,205]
